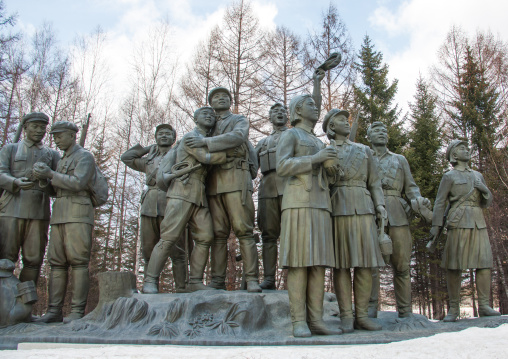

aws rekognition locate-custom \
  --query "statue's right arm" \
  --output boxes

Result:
[254,138,265,166]
[203,116,249,152]
[431,173,452,227]
[0,145,18,193]
[276,131,313,177]
[156,147,177,192]
[121,143,149,172]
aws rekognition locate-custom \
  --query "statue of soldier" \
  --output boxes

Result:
[142,107,227,293]
[323,109,386,332]
[255,103,288,290]
[121,124,187,292]
[430,140,500,321]
[366,121,432,318]
[185,87,261,292]
[0,112,60,284]
[34,121,96,323]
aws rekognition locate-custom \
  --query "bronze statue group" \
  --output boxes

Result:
[0,61,501,335]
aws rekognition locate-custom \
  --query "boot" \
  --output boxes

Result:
[247,281,262,293]
[288,268,309,337]
[186,242,214,292]
[306,267,341,335]
[476,269,501,317]
[143,240,173,294]
[37,268,67,323]
[239,238,260,292]
[292,321,312,338]
[210,238,227,290]
[368,268,380,318]
[354,268,382,331]
[65,266,89,322]
[19,265,40,285]
[334,269,354,333]
[443,269,461,322]
[172,260,188,293]
[259,241,277,290]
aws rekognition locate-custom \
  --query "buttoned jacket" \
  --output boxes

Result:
[432,168,491,229]
[121,144,169,217]
[374,150,421,226]
[157,128,226,207]
[50,144,95,225]
[329,139,384,216]
[276,125,331,212]
[204,112,255,195]
[0,139,60,220]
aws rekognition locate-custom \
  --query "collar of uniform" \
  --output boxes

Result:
[270,126,288,135]
[219,112,233,121]
[455,166,472,172]
[334,138,352,146]
[23,138,43,149]
[63,143,80,158]
[374,148,392,159]
[295,122,315,134]
[194,126,208,137]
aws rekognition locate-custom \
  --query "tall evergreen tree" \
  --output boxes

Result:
[405,76,447,319]
[453,46,501,171]
[354,35,405,152]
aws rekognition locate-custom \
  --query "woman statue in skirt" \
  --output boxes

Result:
[322,109,386,332]
[431,139,501,321]
[276,69,341,337]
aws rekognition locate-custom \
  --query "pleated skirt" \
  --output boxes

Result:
[333,214,384,269]
[279,208,335,268]
[441,227,493,269]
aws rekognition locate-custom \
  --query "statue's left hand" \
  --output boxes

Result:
[419,196,431,209]
[185,136,206,148]
[376,205,387,221]
[32,163,53,180]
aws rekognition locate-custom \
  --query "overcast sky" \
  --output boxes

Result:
[6,0,508,115]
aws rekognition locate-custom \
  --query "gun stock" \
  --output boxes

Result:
[348,109,360,142]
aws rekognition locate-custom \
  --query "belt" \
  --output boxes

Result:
[56,190,89,198]
[383,189,401,197]
[336,180,366,188]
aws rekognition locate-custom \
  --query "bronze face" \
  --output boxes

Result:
[367,124,388,146]
[156,128,175,147]
[24,121,47,143]
[210,91,231,111]
[269,105,288,127]
[53,131,75,151]
[196,108,216,130]
[330,114,351,137]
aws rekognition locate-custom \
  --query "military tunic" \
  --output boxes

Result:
[0,139,60,280]
[48,144,95,267]
[432,168,493,269]
[203,112,259,283]
[276,124,335,268]
[330,139,385,269]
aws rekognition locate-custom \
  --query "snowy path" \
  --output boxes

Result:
[2,323,507,359]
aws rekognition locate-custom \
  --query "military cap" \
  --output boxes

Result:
[49,121,79,134]
[0,259,15,278]
[22,112,50,125]
[208,87,232,106]
[446,139,469,162]
[155,123,175,135]
[322,109,350,133]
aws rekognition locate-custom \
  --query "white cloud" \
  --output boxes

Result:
[368,0,508,114]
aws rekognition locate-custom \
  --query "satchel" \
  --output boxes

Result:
[88,164,109,207]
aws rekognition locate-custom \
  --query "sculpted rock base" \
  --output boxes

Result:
[1,272,507,349]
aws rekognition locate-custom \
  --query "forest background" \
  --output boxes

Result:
[0,0,507,320]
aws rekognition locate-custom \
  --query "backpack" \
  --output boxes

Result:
[88,164,109,207]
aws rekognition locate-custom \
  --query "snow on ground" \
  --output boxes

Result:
[2,324,507,359]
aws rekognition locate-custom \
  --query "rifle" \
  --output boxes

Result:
[13,115,25,143]
[426,204,450,253]
[348,109,361,142]
[165,161,202,184]
[79,113,91,147]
